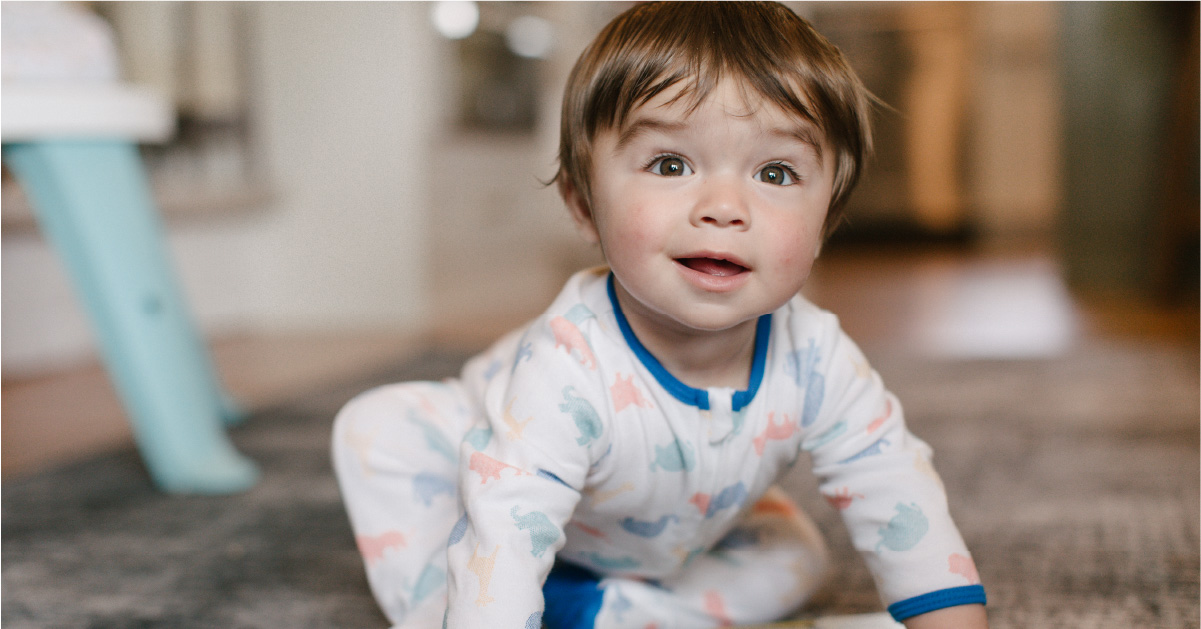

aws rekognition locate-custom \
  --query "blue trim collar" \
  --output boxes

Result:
[606,273,770,412]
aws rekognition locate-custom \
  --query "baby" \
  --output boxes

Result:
[333,3,987,628]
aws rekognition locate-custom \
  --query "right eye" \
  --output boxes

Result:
[650,156,692,177]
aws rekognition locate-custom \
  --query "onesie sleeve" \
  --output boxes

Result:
[798,317,985,621]
[445,316,610,628]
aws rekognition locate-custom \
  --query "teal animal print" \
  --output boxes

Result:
[730,407,748,437]
[877,502,929,552]
[802,421,847,452]
[581,552,641,571]
[785,339,825,427]
[564,303,596,325]
[405,561,445,604]
[621,514,679,538]
[650,438,696,472]
[463,424,493,451]
[511,506,560,558]
[559,386,603,446]
[408,411,456,462]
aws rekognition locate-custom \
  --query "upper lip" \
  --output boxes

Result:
[674,251,752,270]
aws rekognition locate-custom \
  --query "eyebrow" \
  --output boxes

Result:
[615,117,688,150]
[615,117,826,162]
[769,125,825,162]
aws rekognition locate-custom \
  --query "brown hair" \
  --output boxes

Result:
[557,1,873,238]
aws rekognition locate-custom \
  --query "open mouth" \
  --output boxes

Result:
[676,257,749,277]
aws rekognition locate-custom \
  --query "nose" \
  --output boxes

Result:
[692,174,750,229]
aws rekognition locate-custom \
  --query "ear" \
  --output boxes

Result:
[560,179,601,245]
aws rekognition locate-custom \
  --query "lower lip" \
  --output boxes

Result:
[674,259,751,292]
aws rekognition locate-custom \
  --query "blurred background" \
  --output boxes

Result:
[3,1,1198,477]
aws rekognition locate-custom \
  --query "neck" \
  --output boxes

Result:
[613,281,759,390]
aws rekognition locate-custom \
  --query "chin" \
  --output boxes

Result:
[669,310,761,334]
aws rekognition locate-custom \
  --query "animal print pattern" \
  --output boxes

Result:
[332,270,981,628]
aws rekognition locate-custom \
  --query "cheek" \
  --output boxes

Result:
[775,214,822,257]
[766,221,821,282]
[599,198,659,247]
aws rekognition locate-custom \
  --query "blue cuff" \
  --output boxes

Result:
[887,585,986,622]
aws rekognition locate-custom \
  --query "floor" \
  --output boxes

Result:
[3,243,1196,481]
[2,242,1197,628]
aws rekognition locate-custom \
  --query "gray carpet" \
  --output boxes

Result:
[3,341,1198,628]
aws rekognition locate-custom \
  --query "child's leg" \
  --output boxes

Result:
[587,487,827,629]
[331,380,475,628]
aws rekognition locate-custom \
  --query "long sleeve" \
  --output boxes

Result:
[798,316,985,620]
[446,313,611,627]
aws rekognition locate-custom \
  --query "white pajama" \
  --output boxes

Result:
[333,267,984,628]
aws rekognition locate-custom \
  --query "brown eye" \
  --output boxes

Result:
[654,157,690,176]
[757,164,795,185]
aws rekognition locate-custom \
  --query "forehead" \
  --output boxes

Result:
[615,78,828,150]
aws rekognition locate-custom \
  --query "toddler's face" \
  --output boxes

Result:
[568,79,834,336]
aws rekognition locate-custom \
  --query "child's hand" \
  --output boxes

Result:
[902,604,988,629]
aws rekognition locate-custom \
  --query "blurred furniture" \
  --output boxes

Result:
[2,83,258,494]
[811,3,973,244]
[1060,2,1200,301]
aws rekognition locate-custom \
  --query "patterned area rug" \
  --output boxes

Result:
[3,341,1197,628]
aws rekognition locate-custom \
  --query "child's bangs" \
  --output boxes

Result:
[609,57,827,135]
[586,6,853,155]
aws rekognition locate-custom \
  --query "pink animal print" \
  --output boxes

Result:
[822,487,865,510]
[949,553,980,584]
[551,316,596,370]
[415,392,439,416]
[356,530,407,566]
[867,398,893,434]
[468,451,530,484]
[753,412,797,455]
[703,590,733,627]
[610,372,653,412]
[688,492,711,515]
[570,520,608,540]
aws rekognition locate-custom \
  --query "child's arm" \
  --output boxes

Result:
[798,315,986,624]
[903,603,988,629]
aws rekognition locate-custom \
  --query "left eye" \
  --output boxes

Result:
[756,164,796,186]
[650,156,692,177]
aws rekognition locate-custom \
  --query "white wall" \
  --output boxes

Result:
[425,2,613,325]
[2,2,443,375]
